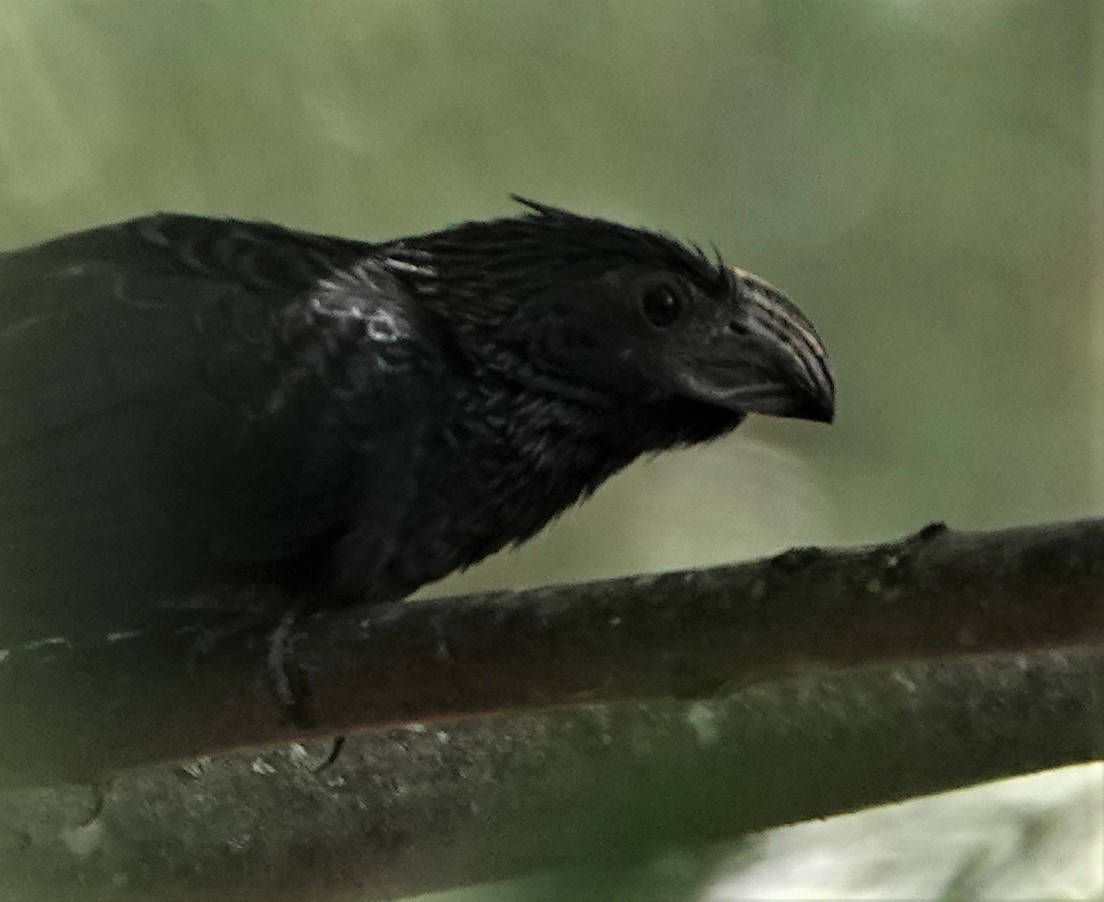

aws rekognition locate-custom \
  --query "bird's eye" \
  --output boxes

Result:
[641,285,683,328]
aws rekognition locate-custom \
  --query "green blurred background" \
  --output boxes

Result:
[1,1,1100,898]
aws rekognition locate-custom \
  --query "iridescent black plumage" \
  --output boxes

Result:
[0,200,833,642]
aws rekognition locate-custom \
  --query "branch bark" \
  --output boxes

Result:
[0,650,1101,901]
[2,519,1104,790]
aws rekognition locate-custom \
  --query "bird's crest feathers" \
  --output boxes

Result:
[381,197,734,314]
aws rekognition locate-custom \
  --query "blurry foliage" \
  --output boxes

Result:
[0,1,1099,899]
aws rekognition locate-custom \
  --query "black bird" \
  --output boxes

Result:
[0,198,833,644]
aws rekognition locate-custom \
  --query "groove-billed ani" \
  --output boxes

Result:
[0,198,833,644]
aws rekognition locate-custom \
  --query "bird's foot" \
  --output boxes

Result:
[312,736,347,773]
[264,604,318,728]
[263,606,348,772]
[169,588,290,682]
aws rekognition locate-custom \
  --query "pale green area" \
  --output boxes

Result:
[1,1,1100,898]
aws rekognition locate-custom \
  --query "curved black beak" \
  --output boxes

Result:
[674,268,835,423]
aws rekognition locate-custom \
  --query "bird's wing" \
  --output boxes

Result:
[0,216,435,640]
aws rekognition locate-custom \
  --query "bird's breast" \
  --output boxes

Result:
[395,390,642,578]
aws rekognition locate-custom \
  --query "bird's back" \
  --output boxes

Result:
[0,216,404,643]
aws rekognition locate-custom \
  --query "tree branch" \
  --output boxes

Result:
[2,518,1103,790]
[1,649,1100,901]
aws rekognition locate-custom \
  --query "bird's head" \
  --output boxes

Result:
[389,198,835,431]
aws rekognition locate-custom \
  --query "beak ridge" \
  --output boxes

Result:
[676,268,835,424]
[739,271,835,423]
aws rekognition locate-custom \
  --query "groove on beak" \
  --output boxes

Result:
[736,269,835,423]
[672,267,835,423]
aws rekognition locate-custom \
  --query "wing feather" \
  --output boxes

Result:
[0,216,436,641]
